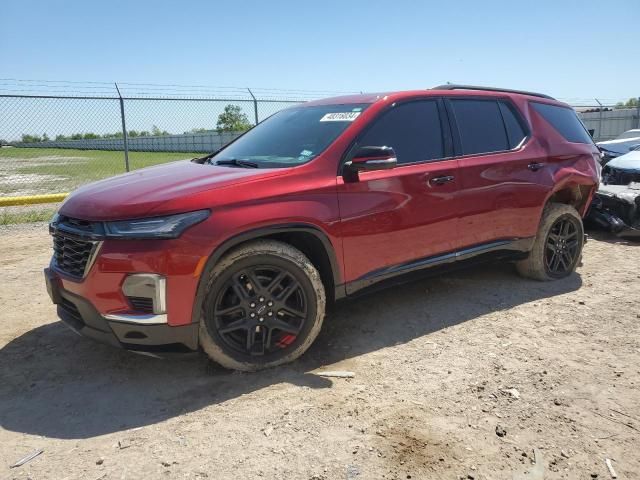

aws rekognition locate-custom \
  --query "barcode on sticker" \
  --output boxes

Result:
[319,112,361,122]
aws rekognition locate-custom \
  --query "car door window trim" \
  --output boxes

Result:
[338,97,454,175]
[445,96,531,159]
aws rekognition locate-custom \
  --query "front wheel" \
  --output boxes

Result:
[199,240,325,371]
[516,203,584,281]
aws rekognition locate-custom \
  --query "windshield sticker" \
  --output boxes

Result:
[352,107,362,112]
[320,112,361,122]
[299,149,313,157]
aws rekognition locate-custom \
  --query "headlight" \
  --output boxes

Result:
[104,210,210,239]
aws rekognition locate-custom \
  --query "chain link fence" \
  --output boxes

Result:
[0,92,301,199]
[1,88,638,210]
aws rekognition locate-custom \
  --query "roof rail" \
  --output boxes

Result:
[431,84,555,100]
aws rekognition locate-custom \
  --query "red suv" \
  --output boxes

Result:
[45,85,600,370]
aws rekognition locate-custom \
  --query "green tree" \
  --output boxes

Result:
[21,134,43,143]
[216,104,252,132]
[42,133,50,142]
[83,133,100,140]
[615,97,639,109]
[55,134,68,141]
[102,132,123,139]
[151,125,169,136]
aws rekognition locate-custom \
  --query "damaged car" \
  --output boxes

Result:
[597,129,640,164]
[602,148,640,185]
[586,149,640,239]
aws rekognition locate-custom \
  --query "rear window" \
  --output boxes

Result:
[531,102,593,144]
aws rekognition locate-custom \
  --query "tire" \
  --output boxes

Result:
[516,203,584,281]
[199,239,326,371]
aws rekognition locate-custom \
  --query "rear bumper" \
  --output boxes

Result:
[46,268,199,354]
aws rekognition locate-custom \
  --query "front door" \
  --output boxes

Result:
[336,99,461,291]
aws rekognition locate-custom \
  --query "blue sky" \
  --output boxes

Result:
[1,0,639,104]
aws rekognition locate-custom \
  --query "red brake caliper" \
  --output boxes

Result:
[276,334,296,348]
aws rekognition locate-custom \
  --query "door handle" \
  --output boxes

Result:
[430,175,455,185]
[528,162,545,171]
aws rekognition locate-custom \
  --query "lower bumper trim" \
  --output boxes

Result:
[55,287,199,354]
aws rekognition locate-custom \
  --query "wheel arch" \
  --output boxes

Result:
[190,224,343,324]
[543,181,596,217]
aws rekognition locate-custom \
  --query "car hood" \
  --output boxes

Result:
[605,150,640,172]
[597,137,640,154]
[59,160,287,220]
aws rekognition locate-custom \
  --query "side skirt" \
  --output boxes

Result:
[343,237,534,297]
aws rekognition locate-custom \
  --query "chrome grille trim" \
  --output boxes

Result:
[50,215,105,279]
[51,232,103,279]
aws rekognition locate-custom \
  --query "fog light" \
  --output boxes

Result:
[122,274,166,314]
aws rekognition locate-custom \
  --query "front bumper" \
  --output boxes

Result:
[45,268,199,354]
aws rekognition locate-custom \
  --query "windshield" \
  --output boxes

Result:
[208,104,369,168]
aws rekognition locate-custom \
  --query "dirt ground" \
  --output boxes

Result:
[0,223,638,480]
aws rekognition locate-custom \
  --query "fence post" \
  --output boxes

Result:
[637,97,640,129]
[114,83,130,172]
[247,88,259,125]
[595,98,603,141]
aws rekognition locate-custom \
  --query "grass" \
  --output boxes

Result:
[0,207,57,225]
[0,147,201,195]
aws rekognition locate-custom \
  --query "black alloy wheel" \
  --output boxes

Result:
[210,265,309,356]
[544,215,580,277]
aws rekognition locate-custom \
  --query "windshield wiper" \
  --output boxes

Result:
[215,158,259,168]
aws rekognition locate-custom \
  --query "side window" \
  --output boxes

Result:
[498,101,527,148]
[357,100,444,164]
[450,99,509,155]
[530,102,594,144]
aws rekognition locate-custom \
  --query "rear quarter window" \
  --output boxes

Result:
[531,102,593,144]
[498,102,527,149]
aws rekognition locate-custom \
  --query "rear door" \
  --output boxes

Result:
[447,97,550,248]
[336,99,461,289]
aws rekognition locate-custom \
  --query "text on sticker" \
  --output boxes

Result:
[319,112,361,122]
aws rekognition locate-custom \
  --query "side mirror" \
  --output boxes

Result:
[345,146,397,173]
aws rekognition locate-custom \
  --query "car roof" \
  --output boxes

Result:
[618,129,640,138]
[303,88,565,107]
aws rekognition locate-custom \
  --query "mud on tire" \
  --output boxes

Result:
[516,203,584,281]
[199,239,326,371]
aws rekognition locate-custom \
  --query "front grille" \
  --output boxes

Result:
[127,296,154,313]
[62,216,94,232]
[52,233,97,278]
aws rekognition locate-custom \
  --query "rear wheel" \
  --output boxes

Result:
[516,203,584,281]
[199,240,325,371]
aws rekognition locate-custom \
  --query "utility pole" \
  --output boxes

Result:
[595,99,603,142]
[115,83,130,172]
[247,88,259,126]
